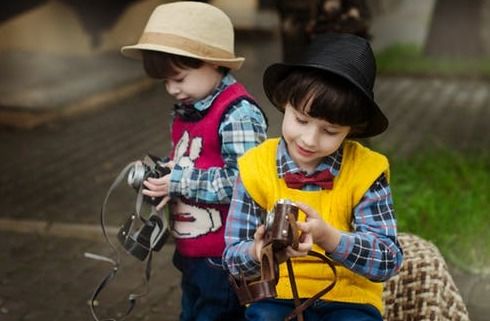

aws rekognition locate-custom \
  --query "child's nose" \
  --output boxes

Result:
[165,81,180,95]
[302,127,319,146]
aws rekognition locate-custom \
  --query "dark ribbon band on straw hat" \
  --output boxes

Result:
[138,32,236,60]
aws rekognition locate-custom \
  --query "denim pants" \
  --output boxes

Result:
[173,251,245,321]
[245,298,383,321]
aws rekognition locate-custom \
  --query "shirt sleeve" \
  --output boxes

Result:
[329,173,404,281]
[223,176,265,279]
[169,99,267,204]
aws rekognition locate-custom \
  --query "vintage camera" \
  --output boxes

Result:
[117,154,171,260]
[263,199,300,251]
[127,154,170,206]
[230,199,301,305]
[117,212,168,261]
[85,155,171,321]
[232,199,336,321]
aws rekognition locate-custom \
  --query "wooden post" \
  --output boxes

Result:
[276,0,316,63]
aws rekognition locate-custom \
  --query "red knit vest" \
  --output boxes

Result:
[170,82,255,257]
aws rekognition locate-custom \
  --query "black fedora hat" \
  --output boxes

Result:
[263,32,388,138]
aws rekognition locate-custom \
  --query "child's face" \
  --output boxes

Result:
[163,63,223,105]
[282,104,350,172]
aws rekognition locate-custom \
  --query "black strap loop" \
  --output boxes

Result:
[84,159,169,321]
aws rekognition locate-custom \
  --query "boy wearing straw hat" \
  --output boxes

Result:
[121,2,267,320]
[223,33,403,321]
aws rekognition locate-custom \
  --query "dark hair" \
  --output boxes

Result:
[270,67,370,135]
[142,51,203,79]
[142,50,229,79]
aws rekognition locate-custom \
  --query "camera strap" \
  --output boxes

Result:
[84,161,168,321]
[230,212,337,321]
[284,251,337,321]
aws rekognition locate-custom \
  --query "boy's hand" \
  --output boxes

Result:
[250,225,266,261]
[295,201,341,253]
[285,231,312,259]
[251,223,313,264]
[142,161,174,210]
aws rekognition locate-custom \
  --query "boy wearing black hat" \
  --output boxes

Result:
[223,33,403,321]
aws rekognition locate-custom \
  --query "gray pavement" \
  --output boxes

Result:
[1,28,490,321]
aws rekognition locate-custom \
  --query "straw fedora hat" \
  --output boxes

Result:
[121,1,244,70]
[263,32,388,138]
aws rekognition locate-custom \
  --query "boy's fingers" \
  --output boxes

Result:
[251,225,266,261]
[254,225,265,239]
[300,231,313,244]
[163,160,175,169]
[286,246,309,257]
[142,189,165,197]
[143,180,160,189]
[295,202,319,219]
[296,221,310,233]
[156,196,170,210]
[146,177,166,184]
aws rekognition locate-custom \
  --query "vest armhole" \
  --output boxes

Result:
[237,139,278,209]
[238,151,266,208]
[216,83,268,144]
[343,141,390,204]
[217,96,266,135]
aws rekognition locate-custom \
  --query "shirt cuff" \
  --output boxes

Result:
[238,242,262,278]
[329,232,354,262]
[244,242,261,264]
[169,164,184,198]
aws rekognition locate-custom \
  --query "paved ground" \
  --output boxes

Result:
[1,13,490,321]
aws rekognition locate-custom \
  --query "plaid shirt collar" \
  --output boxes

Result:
[276,137,342,178]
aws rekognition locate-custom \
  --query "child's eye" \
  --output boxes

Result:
[295,117,307,124]
[323,128,338,135]
[165,75,185,83]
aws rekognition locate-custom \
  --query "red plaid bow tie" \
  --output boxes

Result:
[284,171,334,190]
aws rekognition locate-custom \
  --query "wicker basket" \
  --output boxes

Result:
[383,233,470,321]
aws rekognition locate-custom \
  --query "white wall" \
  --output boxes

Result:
[369,0,436,51]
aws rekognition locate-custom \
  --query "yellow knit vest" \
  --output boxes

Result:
[238,138,390,313]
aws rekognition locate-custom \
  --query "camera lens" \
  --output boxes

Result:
[265,211,275,231]
[127,161,147,189]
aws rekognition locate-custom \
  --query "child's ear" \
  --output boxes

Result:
[213,64,229,75]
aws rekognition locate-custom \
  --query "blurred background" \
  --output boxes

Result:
[2,0,490,125]
[0,1,489,320]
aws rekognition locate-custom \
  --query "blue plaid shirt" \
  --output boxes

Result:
[169,73,267,204]
[224,138,403,281]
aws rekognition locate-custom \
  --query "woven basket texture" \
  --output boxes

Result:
[383,233,470,321]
